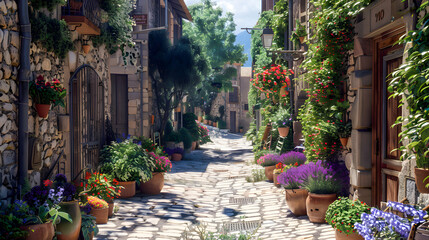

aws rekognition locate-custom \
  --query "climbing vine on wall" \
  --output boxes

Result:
[298,0,370,161]
[389,2,429,168]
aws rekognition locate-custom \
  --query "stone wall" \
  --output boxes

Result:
[0,0,20,206]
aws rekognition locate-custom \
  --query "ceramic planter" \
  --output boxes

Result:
[90,207,109,224]
[335,231,363,240]
[139,172,165,195]
[285,189,308,216]
[35,104,50,118]
[273,172,280,186]
[118,181,136,198]
[171,153,182,161]
[57,200,82,240]
[108,201,114,217]
[306,193,337,223]
[340,137,349,149]
[20,222,54,240]
[414,168,429,193]
[264,165,276,182]
[278,127,290,137]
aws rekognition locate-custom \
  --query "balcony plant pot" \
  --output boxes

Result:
[139,172,164,195]
[306,193,337,223]
[273,172,280,186]
[20,221,55,240]
[90,207,109,224]
[414,168,429,193]
[57,200,82,240]
[285,189,308,216]
[191,141,197,151]
[264,165,276,182]
[278,127,290,137]
[108,201,114,217]
[171,153,182,161]
[335,231,363,240]
[118,181,136,198]
[82,44,91,54]
[35,103,50,118]
[340,137,349,149]
[299,36,305,44]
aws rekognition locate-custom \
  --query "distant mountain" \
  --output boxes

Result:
[235,31,252,67]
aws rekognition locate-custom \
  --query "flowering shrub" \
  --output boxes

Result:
[198,122,211,145]
[273,162,284,174]
[83,172,122,202]
[325,197,370,236]
[355,202,426,240]
[87,196,108,209]
[257,153,282,167]
[29,75,66,107]
[279,151,306,165]
[148,152,172,172]
[251,64,292,103]
[277,162,311,189]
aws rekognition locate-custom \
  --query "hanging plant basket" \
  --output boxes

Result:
[340,137,349,149]
[278,127,290,137]
[35,104,50,118]
[299,36,305,44]
[82,44,91,54]
[414,168,429,194]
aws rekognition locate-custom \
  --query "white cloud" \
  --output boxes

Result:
[183,0,260,34]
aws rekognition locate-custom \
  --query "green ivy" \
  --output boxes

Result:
[298,0,370,161]
[389,2,429,168]
[30,12,74,59]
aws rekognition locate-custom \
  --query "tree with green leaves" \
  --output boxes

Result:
[149,30,209,139]
[183,0,247,113]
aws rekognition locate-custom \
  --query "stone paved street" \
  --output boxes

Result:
[96,128,336,240]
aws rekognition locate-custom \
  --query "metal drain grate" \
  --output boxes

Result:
[229,197,256,205]
[213,169,229,173]
[224,220,261,232]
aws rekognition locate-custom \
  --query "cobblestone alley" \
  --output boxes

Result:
[96,128,336,240]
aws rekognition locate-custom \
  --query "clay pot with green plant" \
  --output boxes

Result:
[272,108,292,137]
[290,20,307,45]
[337,120,352,149]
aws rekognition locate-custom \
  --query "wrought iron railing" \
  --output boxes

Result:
[62,0,101,27]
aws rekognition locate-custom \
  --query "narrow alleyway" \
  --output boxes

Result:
[96,128,335,240]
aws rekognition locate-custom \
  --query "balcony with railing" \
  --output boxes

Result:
[61,0,101,35]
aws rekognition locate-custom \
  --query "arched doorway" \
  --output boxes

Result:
[70,64,105,180]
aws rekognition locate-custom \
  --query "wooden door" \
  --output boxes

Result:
[111,74,128,138]
[230,111,236,133]
[372,30,404,206]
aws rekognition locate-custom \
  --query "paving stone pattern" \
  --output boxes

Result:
[96,127,336,240]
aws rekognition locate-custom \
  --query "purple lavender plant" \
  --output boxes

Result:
[257,153,282,167]
[279,151,306,165]
[164,147,184,156]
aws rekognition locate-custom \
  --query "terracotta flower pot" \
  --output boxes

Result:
[299,36,305,44]
[204,120,208,124]
[82,44,91,54]
[118,181,136,198]
[285,189,308,216]
[306,193,337,223]
[171,153,182,161]
[278,127,290,137]
[335,231,363,240]
[198,116,203,122]
[57,200,82,240]
[108,201,114,217]
[20,221,55,240]
[213,122,217,127]
[35,104,50,118]
[90,207,109,224]
[414,168,429,193]
[340,137,349,149]
[264,165,276,182]
[139,172,164,195]
[191,141,197,150]
[273,172,280,186]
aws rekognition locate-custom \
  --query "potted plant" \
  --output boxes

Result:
[198,113,203,122]
[272,108,292,137]
[337,120,352,149]
[86,196,109,224]
[165,147,185,161]
[100,139,154,198]
[82,172,122,217]
[326,197,370,240]
[203,115,209,124]
[279,151,307,165]
[252,64,292,104]
[273,162,284,186]
[257,153,282,182]
[239,126,244,133]
[139,152,172,195]
[302,161,343,223]
[80,214,99,240]
[0,212,29,240]
[29,75,66,118]
[182,113,200,150]
[165,130,184,149]
[198,122,212,145]
[179,127,194,153]
[291,20,307,45]
[277,162,309,216]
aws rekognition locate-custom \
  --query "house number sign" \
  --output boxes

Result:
[370,0,391,32]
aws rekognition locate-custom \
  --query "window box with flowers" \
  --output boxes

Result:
[29,75,66,118]
[139,152,172,195]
